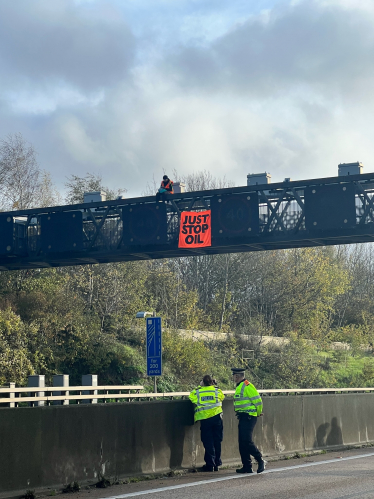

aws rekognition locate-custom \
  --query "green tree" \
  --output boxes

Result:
[65,173,126,204]
[252,336,323,389]
[144,261,206,330]
[0,309,35,385]
[272,248,350,339]
[162,330,214,388]
[361,360,374,384]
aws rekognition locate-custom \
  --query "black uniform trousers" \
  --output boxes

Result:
[200,413,223,468]
[156,191,172,201]
[237,413,262,470]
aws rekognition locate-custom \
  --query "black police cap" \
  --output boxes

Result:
[231,367,245,375]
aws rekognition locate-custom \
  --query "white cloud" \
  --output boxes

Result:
[1,0,374,200]
[56,114,113,166]
[6,87,105,115]
[0,0,135,92]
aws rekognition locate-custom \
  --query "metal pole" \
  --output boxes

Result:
[152,310,157,393]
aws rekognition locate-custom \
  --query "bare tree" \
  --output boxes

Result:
[0,133,40,210]
[172,169,235,191]
[39,171,63,207]
[142,174,159,197]
[142,169,235,196]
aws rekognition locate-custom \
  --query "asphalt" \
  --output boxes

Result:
[66,447,374,499]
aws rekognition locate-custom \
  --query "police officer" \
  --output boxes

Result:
[189,375,225,472]
[232,367,266,474]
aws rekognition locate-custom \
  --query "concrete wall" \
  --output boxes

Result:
[0,394,373,494]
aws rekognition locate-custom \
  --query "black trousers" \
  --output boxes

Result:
[238,414,262,469]
[200,414,224,468]
[156,191,172,201]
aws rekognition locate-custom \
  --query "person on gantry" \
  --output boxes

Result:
[156,175,174,201]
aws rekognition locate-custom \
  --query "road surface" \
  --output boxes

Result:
[74,448,374,499]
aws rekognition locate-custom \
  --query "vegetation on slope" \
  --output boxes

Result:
[0,134,374,391]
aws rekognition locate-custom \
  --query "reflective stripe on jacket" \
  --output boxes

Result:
[161,179,174,193]
[189,385,224,422]
[233,380,262,416]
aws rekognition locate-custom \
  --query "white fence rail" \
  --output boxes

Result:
[0,385,144,407]
[1,386,374,407]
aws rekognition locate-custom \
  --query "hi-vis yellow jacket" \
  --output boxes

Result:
[234,380,263,416]
[189,385,225,422]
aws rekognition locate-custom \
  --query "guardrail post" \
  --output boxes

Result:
[28,375,45,407]
[53,375,69,405]
[1,382,16,407]
[8,382,15,408]
[82,374,98,404]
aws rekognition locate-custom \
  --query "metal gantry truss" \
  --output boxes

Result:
[1,172,374,270]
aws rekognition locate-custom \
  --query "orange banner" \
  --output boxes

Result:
[178,210,211,248]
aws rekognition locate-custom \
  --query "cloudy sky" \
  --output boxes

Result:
[1,0,374,199]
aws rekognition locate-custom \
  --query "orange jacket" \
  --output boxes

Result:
[161,179,174,193]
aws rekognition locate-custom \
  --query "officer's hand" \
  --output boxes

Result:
[260,413,264,416]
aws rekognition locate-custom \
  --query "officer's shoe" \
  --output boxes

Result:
[199,465,214,472]
[236,467,253,474]
[214,466,219,472]
[257,460,266,474]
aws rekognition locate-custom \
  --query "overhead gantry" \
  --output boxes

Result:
[1,171,374,270]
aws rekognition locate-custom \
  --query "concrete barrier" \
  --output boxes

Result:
[0,394,373,494]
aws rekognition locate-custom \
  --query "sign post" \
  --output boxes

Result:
[146,316,162,393]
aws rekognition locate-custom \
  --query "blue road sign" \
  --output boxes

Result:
[146,317,162,376]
